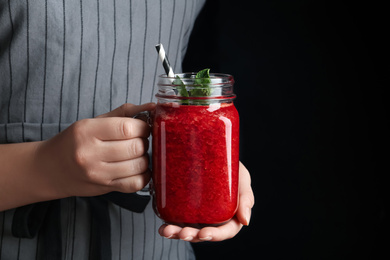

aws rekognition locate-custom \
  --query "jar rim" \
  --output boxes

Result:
[158,72,234,86]
[156,72,235,102]
[155,93,236,100]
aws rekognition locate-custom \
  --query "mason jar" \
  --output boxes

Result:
[151,73,239,227]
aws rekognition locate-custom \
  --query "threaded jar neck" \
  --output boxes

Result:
[156,73,235,103]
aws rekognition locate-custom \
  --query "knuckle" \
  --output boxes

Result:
[73,150,97,180]
[129,138,145,157]
[132,159,142,173]
[130,178,144,192]
[71,119,94,142]
[244,191,255,208]
[113,175,148,193]
[71,147,102,184]
[70,120,94,166]
[131,174,148,191]
[73,148,87,166]
[119,119,133,139]
[250,194,255,207]
[135,156,148,172]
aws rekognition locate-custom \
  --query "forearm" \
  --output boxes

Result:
[0,141,61,211]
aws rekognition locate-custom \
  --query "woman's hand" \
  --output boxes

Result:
[35,103,156,198]
[0,103,156,211]
[158,162,254,242]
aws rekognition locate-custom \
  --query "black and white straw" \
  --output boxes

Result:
[155,43,175,77]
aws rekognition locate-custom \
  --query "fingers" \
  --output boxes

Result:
[99,138,149,162]
[104,155,149,179]
[97,103,156,118]
[197,217,243,242]
[79,117,150,141]
[158,217,243,243]
[110,168,151,193]
[236,162,255,226]
[93,103,156,140]
[159,225,202,242]
[159,224,182,240]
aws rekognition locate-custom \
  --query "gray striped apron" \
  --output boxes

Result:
[0,0,205,259]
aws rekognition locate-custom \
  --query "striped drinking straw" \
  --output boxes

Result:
[155,43,175,78]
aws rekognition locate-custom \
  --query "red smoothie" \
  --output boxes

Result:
[152,102,239,227]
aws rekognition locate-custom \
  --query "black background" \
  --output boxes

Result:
[183,0,389,259]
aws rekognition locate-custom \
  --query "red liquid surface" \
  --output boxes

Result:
[152,102,239,226]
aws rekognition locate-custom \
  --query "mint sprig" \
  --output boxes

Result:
[174,68,212,98]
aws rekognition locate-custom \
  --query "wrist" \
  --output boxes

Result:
[32,140,69,201]
[0,141,65,211]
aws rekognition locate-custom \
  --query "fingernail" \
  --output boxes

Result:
[182,236,193,241]
[199,236,212,241]
[245,208,251,226]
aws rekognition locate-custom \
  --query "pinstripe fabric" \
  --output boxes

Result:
[0,0,205,259]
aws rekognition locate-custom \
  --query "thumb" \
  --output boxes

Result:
[236,162,255,226]
[97,103,156,118]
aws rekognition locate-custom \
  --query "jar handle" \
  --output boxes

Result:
[132,111,152,127]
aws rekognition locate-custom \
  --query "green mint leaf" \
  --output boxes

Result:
[191,68,211,97]
[173,75,189,104]
[195,68,210,79]
[173,75,189,97]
